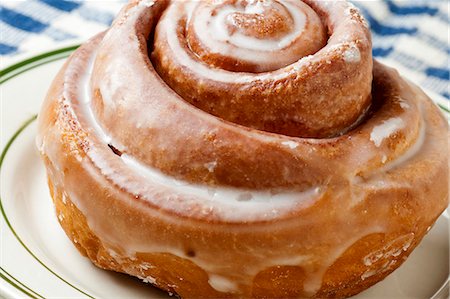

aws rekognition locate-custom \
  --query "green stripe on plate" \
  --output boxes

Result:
[1,47,96,299]
[0,115,95,299]
[438,103,450,114]
[0,54,70,84]
[0,267,44,299]
[0,45,79,83]
[0,269,38,299]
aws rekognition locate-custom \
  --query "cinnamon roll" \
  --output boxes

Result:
[37,0,449,298]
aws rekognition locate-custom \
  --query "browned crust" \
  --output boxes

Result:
[48,179,225,298]
[39,52,448,293]
[37,1,449,298]
[47,169,442,298]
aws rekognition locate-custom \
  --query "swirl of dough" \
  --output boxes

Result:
[85,0,376,189]
[151,0,373,138]
[186,0,327,72]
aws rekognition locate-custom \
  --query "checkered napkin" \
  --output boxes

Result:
[1,0,449,103]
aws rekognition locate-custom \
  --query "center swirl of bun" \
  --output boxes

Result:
[186,0,327,72]
[151,0,372,138]
[87,0,380,190]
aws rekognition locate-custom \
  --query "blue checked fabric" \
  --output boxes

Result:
[1,0,449,102]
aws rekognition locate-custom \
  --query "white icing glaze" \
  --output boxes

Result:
[162,0,361,81]
[362,233,414,267]
[370,117,405,147]
[204,161,217,173]
[360,233,414,282]
[139,262,154,270]
[381,113,426,172]
[345,2,369,28]
[208,274,238,293]
[67,51,392,291]
[198,1,306,51]
[121,154,323,220]
[91,223,384,298]
[189,0,315,71]
[77,51,323,223]
[62,58,392,296]
[281,140,299,149]
[137,275,157,284]
[343,44,361,63]
[244,0,267,14]
[270,254,311,266]
[399,100,410,109]
[62,192,67,204]
[361,269,377,280]
[301,225,385,296]
[44,4,429,296]
[77,52,112,144]
[139,0,154,8]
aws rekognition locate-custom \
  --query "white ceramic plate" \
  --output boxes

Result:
[0,45,449,299]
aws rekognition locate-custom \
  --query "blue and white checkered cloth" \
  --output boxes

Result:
[1,0,449,102]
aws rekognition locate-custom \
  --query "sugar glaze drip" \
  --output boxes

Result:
[60,44,426,297]
[77,50,324,222]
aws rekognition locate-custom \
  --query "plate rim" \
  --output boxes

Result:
[0,44,79,84]
[0,44,449,299]
[1,46,96,299]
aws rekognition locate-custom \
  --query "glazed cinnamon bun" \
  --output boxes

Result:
[37,0,449,298]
